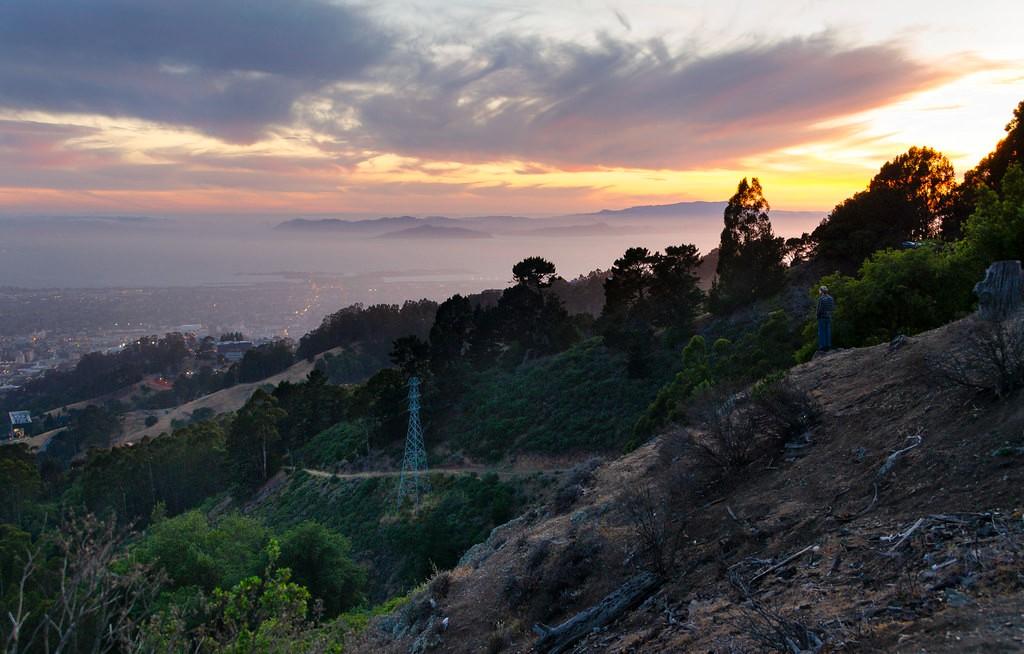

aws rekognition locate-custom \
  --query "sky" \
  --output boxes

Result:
[0,0,1022,217]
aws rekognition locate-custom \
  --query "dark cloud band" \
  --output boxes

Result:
[0,0,391,142]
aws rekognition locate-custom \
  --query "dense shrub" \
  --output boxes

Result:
[633,311,803,442]
[132,510,270,593]
[132,511,366,618]
[256,472,525,598]
[800,244,977,355]
[297,420,372,467]
[278,520,367,616]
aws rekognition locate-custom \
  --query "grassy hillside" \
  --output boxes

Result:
[441,338,676,460]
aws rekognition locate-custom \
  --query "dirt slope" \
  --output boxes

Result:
[353,316,1024,653]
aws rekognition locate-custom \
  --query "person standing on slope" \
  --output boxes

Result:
[817,285,835,351]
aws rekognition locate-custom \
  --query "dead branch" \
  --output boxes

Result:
[749,544,819,586]
[728,570,828,653]
[887,517,926,553]
[876,433,923,480]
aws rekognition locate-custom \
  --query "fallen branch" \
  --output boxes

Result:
[749,544,818,585]
[837,432,923,523]
[532,572,660,654]
[876,433,923,480]
[887,517,926,553]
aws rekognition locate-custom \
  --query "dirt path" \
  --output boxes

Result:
[298,466,568,481]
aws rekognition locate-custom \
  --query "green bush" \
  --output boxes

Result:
[132,510,270,592]
[631,335,719,442]
[278,520,367,616]
[804,244,977,352]
[132,510,367,619]
[959,163,1024,266]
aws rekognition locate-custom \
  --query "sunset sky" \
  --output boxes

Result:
[1,0,1022,217]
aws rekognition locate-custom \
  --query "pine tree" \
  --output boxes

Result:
[226,389,286,489]
[708,178,786,314]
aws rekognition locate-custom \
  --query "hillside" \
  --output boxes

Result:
[118,350,336,443]
[353,314,1024,653]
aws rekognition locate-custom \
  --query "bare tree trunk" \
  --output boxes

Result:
[975,260,1024,321]
[532,572,660,654]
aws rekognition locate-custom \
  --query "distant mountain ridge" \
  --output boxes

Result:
[377,225,491,240]
[591,200,729,217]
[274,200,825,239]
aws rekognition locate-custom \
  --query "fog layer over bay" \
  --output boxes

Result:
[0,205,822,303]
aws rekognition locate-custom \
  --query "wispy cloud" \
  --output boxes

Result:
[337,33,961,169]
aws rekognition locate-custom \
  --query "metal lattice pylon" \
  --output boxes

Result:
[396,376,428,508]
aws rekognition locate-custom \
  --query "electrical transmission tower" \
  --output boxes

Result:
[396,376,428,508]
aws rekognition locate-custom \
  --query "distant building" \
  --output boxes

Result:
[217,340,253,363]
[7,411,31,440]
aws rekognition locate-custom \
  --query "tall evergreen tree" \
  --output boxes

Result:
[648,244,705,333]
[603,247,655,320]
[226,389,286,489]
[708,178,786,314]
[601,247,657,376]
[511,256,558,293]
[429,294,475,373]
[601,244,704,375]
[498,257,576,357]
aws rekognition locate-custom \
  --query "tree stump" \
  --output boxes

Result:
[974,260,1024,321]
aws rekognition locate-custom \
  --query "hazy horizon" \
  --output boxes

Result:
[0,198,824,291]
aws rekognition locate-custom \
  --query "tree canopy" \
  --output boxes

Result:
[812,147,956,269]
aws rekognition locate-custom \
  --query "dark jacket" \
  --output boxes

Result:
[816,294,835,319]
